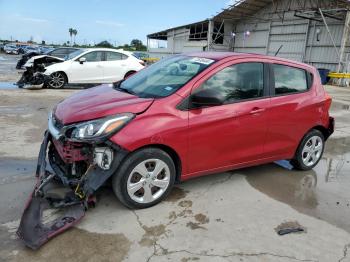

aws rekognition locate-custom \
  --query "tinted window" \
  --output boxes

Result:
[65,49,85,60]
[106,52,127,61]
[273,64,308,95]
[196,63,264,103]
[81,51,103,62]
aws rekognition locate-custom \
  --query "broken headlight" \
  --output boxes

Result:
[68,113,135,141]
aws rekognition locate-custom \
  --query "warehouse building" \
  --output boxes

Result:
[147,0,350,72]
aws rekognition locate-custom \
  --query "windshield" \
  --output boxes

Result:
[64,49,85,61]
[118,55,215,98]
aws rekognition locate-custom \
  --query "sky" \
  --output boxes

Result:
[0,0,233,46]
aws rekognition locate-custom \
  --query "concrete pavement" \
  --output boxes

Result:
[0,85,349,262]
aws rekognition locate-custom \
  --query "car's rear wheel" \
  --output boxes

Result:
[48,72,67,89]
[291,130,325,170]
[112,148,176,209]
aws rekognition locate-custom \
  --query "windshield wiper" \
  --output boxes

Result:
[114,82,137,96]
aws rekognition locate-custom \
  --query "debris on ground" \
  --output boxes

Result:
[275,221,307,236]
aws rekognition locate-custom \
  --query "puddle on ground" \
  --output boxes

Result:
[13,228,131,262]
[0,82,17,89]
[245,137,350,233]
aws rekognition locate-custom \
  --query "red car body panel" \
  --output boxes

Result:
[55,52,333,181]
[55,84,154,124]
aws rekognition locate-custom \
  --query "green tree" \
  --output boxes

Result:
[72,29,78,45]
[69,28,74,46]
[130,39,147,51]
[96,40,114,48]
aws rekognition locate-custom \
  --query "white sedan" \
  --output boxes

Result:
[40,48,145,88]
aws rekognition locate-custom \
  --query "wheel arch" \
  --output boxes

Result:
[130,144,182,183]
[310,125,331,141]
[124,70,136,79]
[293,125,329,159]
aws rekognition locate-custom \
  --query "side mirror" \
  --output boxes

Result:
[79,57,86,64]
[191,88,224,107]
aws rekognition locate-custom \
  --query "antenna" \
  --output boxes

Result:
[275,45,283,56]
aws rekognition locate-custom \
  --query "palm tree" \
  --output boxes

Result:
[72,29,78,45]
[68,28,73,46]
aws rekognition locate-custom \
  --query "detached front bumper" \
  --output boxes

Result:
[17,129,128,249]
[17,132,85,249]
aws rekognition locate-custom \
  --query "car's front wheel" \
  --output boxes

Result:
[292,129,325,170]
[48,72,67,89]
[112,148,176,209]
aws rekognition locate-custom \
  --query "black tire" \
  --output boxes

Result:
[47,72,67,89]
[112,148,176,209]
[291,129,325,171]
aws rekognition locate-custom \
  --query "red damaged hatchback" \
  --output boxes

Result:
[18,52,334,249]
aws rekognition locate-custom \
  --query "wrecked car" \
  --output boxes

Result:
[16,48,80,88]
[16,55,64,88]
[17,52,334,249]
[16,51,41,69]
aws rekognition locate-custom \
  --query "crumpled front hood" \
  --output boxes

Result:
[55,84,154,124]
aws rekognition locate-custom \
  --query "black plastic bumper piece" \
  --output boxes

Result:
[17,132,85,249]
[16,194,85,250]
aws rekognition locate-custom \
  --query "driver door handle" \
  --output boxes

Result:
[250,107,265,115]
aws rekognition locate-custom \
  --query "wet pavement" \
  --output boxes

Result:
[245,137,350,233]
[0,82,18,90]
[0,84,349,261]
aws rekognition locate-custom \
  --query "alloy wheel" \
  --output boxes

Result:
[301,136,323,167]
[127,159,170,204]
[49,72,65,88]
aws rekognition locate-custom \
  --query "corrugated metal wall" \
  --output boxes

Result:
[149,0,346,71]
[227,0,346,71]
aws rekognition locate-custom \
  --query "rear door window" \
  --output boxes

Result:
[81,51,104,62]
[105,52,127,61]
[273,64,308,95]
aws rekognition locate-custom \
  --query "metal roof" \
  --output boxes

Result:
[148,0,350,39]
[213,0,350,21]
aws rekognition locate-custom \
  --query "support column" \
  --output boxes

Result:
[319,8,340,60]
[265,21,272,55]
[337,10,350,73]
[172,30,175,54]
[207,19,212,52]
[302,20,311,62]
[146,37,149,52]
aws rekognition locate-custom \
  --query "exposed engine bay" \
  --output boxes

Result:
[16,55,63,88]
[17,121,129,249]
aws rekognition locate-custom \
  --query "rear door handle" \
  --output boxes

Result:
[250,107,265,115]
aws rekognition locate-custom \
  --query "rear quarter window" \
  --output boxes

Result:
[273,64,308,95]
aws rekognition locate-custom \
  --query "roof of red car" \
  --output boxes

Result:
[185,51,314,70]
